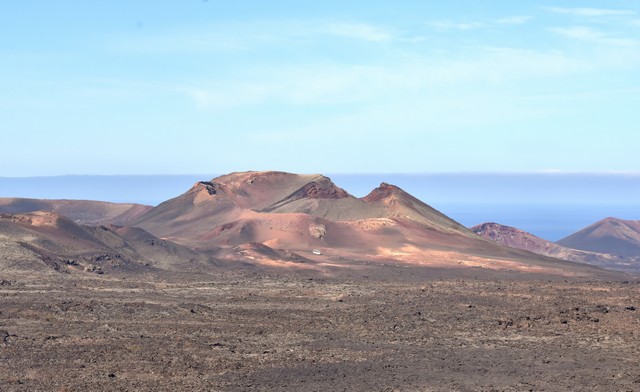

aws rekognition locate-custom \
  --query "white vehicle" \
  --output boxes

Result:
[312,249,322,255]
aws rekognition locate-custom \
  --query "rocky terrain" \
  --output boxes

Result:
[1,171,639,391]
[1,269,639,391]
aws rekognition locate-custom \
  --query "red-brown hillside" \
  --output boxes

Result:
[130,171,612,277]
[132,171,475,248]
[472,222,636,272]
[557,217,640,258]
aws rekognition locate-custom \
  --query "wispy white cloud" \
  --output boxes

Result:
[108,20,395,54]
[242,94,545,147]
[179,46,625,112]
[550,26,639,47]
[399,36,428,43]
[426,21,486,31]
[551,26,607,40]
[427,15,532,31]
[545,7,636,17]
[108,28,252,54]
[496,15,532,25]
[325,23,392,42]
[104,16,640,117]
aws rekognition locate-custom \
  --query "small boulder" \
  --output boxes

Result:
[309,224,327,239]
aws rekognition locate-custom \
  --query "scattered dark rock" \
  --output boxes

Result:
[199,181,219,195]
[1,329,9,344]
[297,179,348,200]
[625,306,636,311]
[0,272,638,390]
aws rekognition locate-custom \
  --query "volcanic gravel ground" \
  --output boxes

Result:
[0,271,639,391]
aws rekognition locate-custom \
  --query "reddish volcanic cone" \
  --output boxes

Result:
[126,171,624,277]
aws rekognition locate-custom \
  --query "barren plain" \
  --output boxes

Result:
[1,267,639,391]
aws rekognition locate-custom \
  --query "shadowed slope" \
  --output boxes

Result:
[0,211,212,275]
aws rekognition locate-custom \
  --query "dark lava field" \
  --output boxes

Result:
[1,268,639,391]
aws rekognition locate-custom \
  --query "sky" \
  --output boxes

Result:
[1,1,639,176]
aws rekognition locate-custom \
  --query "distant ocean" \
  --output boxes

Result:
[1,173,639,242]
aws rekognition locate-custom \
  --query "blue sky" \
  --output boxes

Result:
[1,1,639,176]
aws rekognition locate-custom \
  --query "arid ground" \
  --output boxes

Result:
[1,172,639,390]
[1,267,639,392]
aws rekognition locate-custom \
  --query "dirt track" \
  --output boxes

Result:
[1,269,639,391]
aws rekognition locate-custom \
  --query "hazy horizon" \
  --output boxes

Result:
[3,171,640,202]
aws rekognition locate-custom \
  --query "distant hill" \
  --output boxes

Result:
[557,217,640,258]
[0,197,152,226]
[472,222,637,273]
